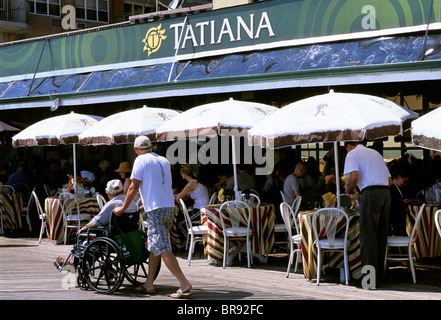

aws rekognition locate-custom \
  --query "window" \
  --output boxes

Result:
[75,0,108,23]
[124,1,150,20]
[29,0,61,17]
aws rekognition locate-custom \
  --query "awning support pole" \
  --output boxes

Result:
[168,16,188,82]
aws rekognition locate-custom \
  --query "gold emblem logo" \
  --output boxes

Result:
[142,24,167,57]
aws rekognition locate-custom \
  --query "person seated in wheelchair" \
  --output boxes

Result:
[54,179,137,268]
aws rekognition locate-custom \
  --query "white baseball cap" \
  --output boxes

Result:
[105,179,123,195]
[134,135,152,149]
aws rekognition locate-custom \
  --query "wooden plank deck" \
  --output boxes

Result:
[1,236,441,304]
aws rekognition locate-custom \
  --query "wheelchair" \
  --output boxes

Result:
[54,211,160,294]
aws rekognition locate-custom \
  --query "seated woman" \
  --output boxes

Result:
[65,170,97,195]
[174,164,210,238]
[54,179,137,266]
[115,161,132,194]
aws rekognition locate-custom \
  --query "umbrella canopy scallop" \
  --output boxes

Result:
[78,106,181,146]
[155,98,279,141]
[12,111,101,147]
[248,90,418,149]
[411,107,441,152]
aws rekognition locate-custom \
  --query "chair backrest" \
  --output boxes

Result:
[409,203,426,244]
[241,193,261,206]
[43,184,52,198]
[280,202,300,236]
[33,183,51,198]
[280,191,287,203]
[13,183,31,203]
[248,189,260,199]
[209,192,218,205]
[219,200,252,236]
[249,194,260,206]
[0,185,15,194]
[291,196,302,215]
[435,209,441,239]
[58,192,80,217]
[96,193,107,210]
[179,199,193,232]
[312,208,349,248]
[31,191,45,220]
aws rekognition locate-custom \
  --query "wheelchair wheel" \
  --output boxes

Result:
[77,268,90,291]
[125,252,161,286]
[81,237,126,294]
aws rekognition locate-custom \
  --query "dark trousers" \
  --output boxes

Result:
[359,188,391,284]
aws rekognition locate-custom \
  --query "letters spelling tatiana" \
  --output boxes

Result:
[169,12,275,50]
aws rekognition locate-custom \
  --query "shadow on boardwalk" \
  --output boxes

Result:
[1,236,441,304]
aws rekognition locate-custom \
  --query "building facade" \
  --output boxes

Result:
[0,0,213,42]
[0,0,440,179]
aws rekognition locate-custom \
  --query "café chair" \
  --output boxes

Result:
[241,193,261,206]
[273,196,301,254]
[249,189,260,199]
[0,207,3,235]
[0,185,15,194]
[219,200,252,268]
[58,193,92,244]
[385,203,425,284]
[26,184,52,233]
[96,193,107,210]
[13,183,32,232]
[435,209,441,239]
[280,191,287,203]
[42,184,52,198]
[179,199,208,266]
[209,191,218,204]
[0,185,17,235]
[31,191,47,244]
[280,202,302,277]
[312,208,350,285]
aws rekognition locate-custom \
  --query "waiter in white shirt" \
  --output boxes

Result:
[344,140,392,287]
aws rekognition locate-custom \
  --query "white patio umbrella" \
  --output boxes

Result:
[12,111,102,193]
[78,105,181,146]
[0,120,19,132]
[248,90,418,207]
[156,98,279,200]
[411,107,441,152]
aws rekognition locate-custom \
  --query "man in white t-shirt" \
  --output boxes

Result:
[344,140,391,287]
[114,136,192,298]
[283,161,308,205]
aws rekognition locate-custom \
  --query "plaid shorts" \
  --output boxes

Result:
[145,207,174,257]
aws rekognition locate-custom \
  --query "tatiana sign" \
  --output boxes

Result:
[167,11,275,52]
[0,0,439,81]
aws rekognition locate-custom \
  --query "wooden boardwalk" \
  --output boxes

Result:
[1,236,441,304]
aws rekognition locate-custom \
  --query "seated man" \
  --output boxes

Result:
[283,161,308,206]
[225,164,260,192]
[54,179,137,266]
[76,179,137,234]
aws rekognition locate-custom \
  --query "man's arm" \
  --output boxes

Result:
[113,178,141,216]
[345,171,359,194]
[77,221,97,235]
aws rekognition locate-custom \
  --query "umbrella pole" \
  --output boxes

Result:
[334,142,341,208]
[73,144,77,194]
[231,136,240,201]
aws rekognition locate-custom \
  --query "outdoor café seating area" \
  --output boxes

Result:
[1,145,441,288]
[1,94,441,292]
